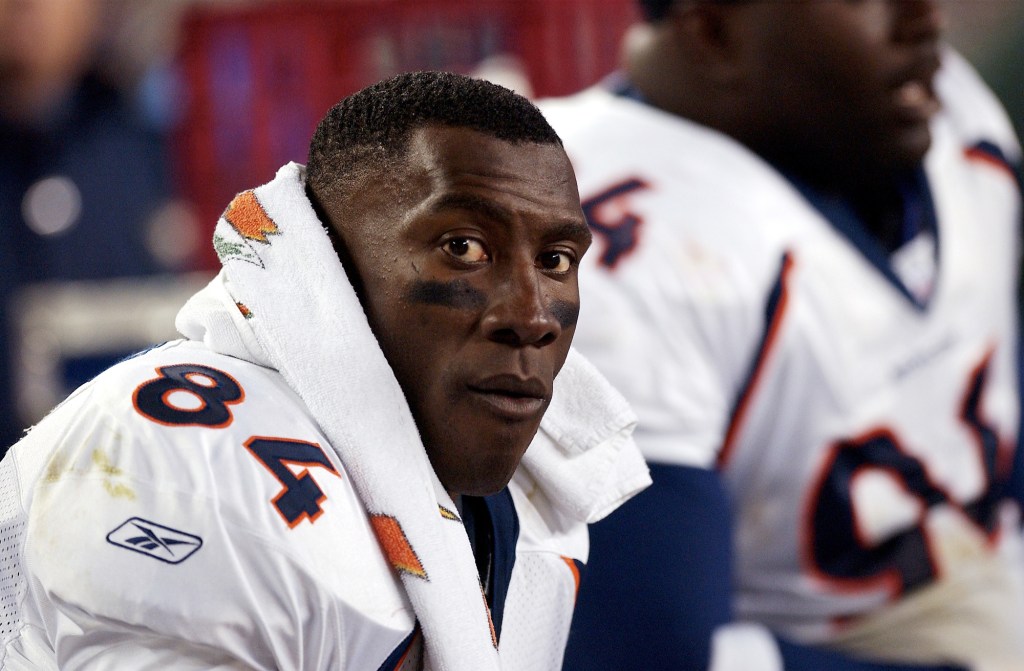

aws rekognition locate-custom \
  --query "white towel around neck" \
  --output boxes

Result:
[176,162,649,670]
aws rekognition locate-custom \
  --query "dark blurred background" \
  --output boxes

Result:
[0,0,1019,452]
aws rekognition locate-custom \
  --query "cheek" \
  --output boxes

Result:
[376,295,470,394]
[550,299,580,330]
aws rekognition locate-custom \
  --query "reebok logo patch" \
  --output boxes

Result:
[107,517,203,564]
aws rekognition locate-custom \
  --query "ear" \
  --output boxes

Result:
[666,1,747,83]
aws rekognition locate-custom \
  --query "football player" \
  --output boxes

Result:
[0,71,647,670]
[541,1,1024,669]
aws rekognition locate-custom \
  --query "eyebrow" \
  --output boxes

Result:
[546,220,593,246]
[429,193,515,224]
[429,193,591,243]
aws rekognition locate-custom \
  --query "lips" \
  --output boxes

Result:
[890,55,942,122]
[467,374,549,421]
[892,78,940,122]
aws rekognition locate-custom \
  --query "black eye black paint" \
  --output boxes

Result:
[406,280,487,310]
[405,279,579,329]
[551,300,580,329]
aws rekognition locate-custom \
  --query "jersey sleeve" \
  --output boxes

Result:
[935,47,1022,163]
[551,92,792,470]
[572,219,780,469]
[18,353,411,671]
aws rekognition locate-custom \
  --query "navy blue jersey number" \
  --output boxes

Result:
[244,437,340,527]
[133,364,244,428]
[805,353,1004,596]
[581,178,649,269]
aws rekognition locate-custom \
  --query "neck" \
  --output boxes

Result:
[787,163,915,252]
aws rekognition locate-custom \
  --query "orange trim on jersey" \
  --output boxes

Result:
[717,252,795,469]
[959,346,996,479]
[391,627,421,670]
[560,555,582,602]
[799,428,908,601]
[370,514,428,580]
[482,590,498,648]
[131,363,245,429]
[956,345,1009,546]
[996,437,1016,487]
[224,190,280,243]
[964,146,1018,181]
[242,435,340,529]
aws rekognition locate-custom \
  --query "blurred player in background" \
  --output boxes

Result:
[0,71,647,669]
[541,0,1024,669]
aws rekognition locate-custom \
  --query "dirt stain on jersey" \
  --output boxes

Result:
[40,447,135,500]
[92,449,136,500]
[42,453,67,483]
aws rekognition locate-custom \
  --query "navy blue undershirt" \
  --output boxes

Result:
[460,488,519,640]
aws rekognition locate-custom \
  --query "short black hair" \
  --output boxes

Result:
[639,0,674,21]
[306,70,561,205]
[640,0,742,22]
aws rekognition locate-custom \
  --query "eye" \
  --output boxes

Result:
[537,250,574,273]
[443,236,489,263]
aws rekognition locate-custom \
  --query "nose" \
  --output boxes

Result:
[892,0,945,44]
[480,266,562,348]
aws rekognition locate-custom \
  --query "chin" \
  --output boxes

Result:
[425,420,536,498]
[890,125,934,169]
[453,479,514,498]
[436,454,523,499]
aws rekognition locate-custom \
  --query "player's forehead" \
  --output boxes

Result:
[402,125,585,229]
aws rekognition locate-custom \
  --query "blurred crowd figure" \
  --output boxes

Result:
[0,0,207,452]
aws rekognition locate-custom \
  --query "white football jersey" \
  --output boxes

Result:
[0,340,586,670]
[541,48,1024,662]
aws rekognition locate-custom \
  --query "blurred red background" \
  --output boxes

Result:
[174,0,639,269]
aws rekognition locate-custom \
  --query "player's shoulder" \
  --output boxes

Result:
[936,47,1021,161]
[10,341,414,669]
[537,85,619,128]
[12,339,344,523]
[541,83,815,249]
[92,337,277,395]
[73,338,301,428]
[540,83,710,152]
[41,338,313,451]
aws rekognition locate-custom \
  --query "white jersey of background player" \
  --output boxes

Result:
[542,2,1024,669]
[0,72,647,670]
